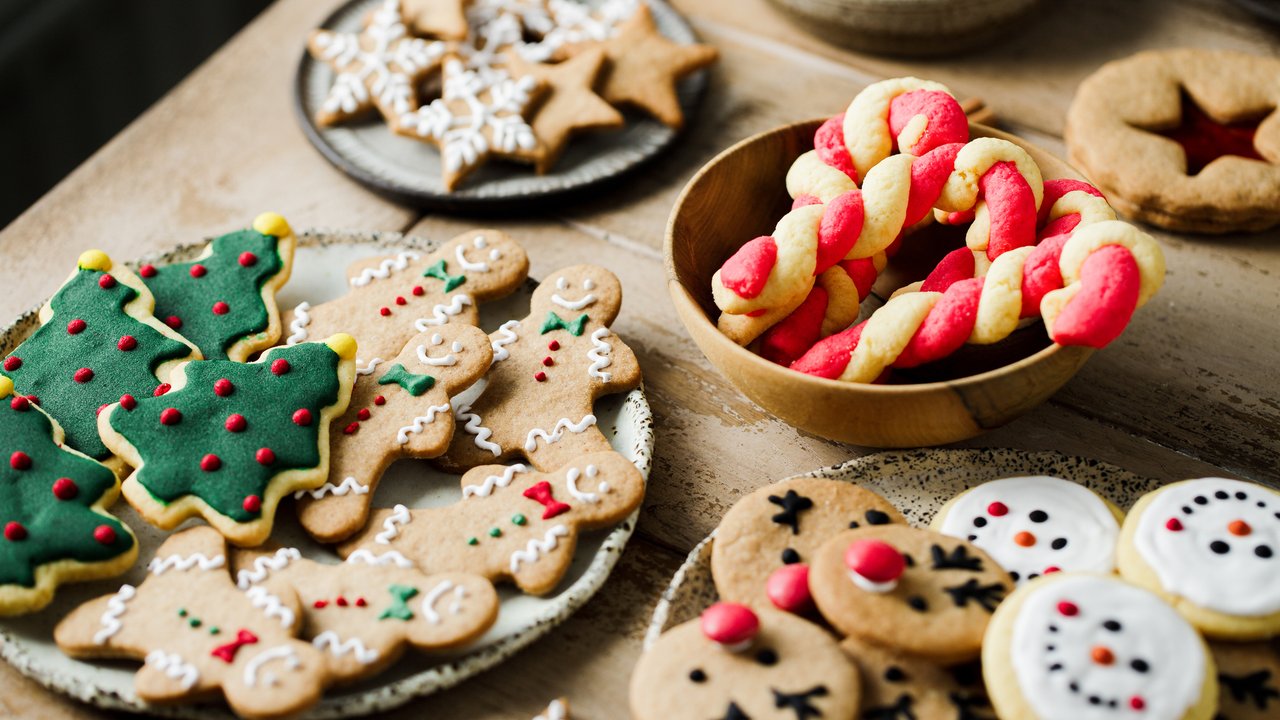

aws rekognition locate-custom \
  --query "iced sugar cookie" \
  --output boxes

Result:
[1118,478,1280,640]
[983,573,1217,720]
[933,476,1123,584]
[840,634,992,720]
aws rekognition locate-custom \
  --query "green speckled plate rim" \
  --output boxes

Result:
[0,228,655,718]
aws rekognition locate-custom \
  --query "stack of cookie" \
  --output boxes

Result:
[308,0,718,190]
[633,475,1280,720]
[0,215,647,717]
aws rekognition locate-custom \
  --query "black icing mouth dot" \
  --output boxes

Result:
[1194,495,1209,505]
[689,668,707,683]
[1029,510,1049,523]
[973,516,988,528]
[1210,540,1231,554]
[755,648,778,666]
[865,510,892,526]
[1236,491,1248,500]
[781,548,801,565]
[1215,490,1230,500]
[907,596,928,612]
[1257,545,1274,558]
[1182,506,1194,515]
[1103,620,1122,632]
[884,666,907,682]
[1051,538,1068,550]
[1131,659,1149,673]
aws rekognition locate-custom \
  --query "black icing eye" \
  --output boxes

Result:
[1051,538,1068,550]
[1256,545,1273,559]
[1215,490,1229,500]
[1131,659,1149,673]
[1029,510,1049,523]
[1009,571,1021,582]
[907,596,928,612]
[903,553,915,567]
[865,510,891,525]
[1210,540,1231,554]
[689,668,707,683]
[1182,506,1194,515]
[848,520,860,529]
[1236,491,1248,500]
[967,534,977,541]
[884,666,907,682]
[1194,496,1208,505]
[1103,620,1122,632]
[755,648,778,666]
[781,548,801,565]
[973,516,988,528]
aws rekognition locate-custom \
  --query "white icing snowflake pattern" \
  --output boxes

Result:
[463,0,639,64]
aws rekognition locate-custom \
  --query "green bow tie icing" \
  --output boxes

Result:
[378,583,420,621]
[421,259,466,293]
[377,364,435,396]
[540,311,588,336]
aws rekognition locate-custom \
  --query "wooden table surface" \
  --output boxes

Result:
[2,0,1277,716]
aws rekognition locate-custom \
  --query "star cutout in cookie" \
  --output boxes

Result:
[505,47,624,174]
[400,0,468,40]
[1155,91,1266,175]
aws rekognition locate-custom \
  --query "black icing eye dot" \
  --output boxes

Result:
[1048,624,1058,633]
[1210,540,1231,554]
[755,648,778,666]
[884,666,907,682]
[689,668,707,683]
[865,510,891,525]
[1215,490,1229,500]
[973,517,988,528]
[781,548,801,565]
[1029,510,1049,523]
[907,596,928,612]
[1256,545,1273,559]
[1194,495,1208,505]
[1009,571,1021,582]
[1131,659,1149,673]
[848,520,860,529]
[1027,573,1041,581]
[1182,506,1194,515]
[1236,491,1248,500]
[903,553,915,567]
[1051,538,1068,550]
[967,534,978,541]
[1103,620,1122,632]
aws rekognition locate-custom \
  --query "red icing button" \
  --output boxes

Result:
[374,396,386,406]
[200,454,222,472]
[271,359,291,375]
[238,252,258,267]
[67,319,86,334]
[190,264,207,278]
[412,285,424,296]
[9,396,29,411]
[357,408,371,421]
[1043,565,1061,575]
[212,301,230,315]
[395,296,407,305]
[700,602,759,647]
[1130,696,1146,711]
[380,307,392,317]
[534,371,547,382]
[214,378,234,396]
[1166,518,1183,532]
[52,478,78,500]
[542,357,554,367]
[165,315,183,330]
[548,340,560,351]
[343,422,359,435]
[1014,531,1037,547]
[336,596,348,607]
[292,409,313,426]
[1057,601,1079,617]
[140,264,158,278]
[314,600,328,609]
[119,394,137,411]
[766,564,813,614]
[225,414,247,432]
[2,357,20,371]
[844,539,906,584]
[73,368,94,383]
[355,597,367,607]
[256,447,276,465]
[160,408,182,425]
[94,524,117,545]
[117,335,137,351]
[988,502,1009,517]
[1228,520,1252,536]
[98,275,116,289]
[243,495,262,513]
[154,383,171,397]
[4,522,27,541]
[9,452,31,470]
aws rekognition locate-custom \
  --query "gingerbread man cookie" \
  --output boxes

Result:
[840,634,992,720]
[630,602,861,720]
[231,545,498,684]
[295,324,494,543]
[437,265,641,473]
[55,527,330,719]
[282,229,528,376]
[810,525,1014,665]
[338,452,645,595]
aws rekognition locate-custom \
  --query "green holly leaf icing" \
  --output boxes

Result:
[421,260,466,292]
[0,269,193,460]
[0,397,134,587]
[106,342,342,523]
[143,229,284,361]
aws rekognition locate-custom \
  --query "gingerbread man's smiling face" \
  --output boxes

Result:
[530,265,623,326]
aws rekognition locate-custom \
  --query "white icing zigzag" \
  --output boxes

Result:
[587,327,614,382]
[462,463,529,498]
[375,504,412,544]
[244,645,300,687]
[294,477,369,500]
[524,415,597,452]
[145,650,199,691]
[236,548,302,589]
[286,301,311,345]
[148,553,226,575]
[490,319,521,363]
[313,631,379,665]
[510,526,569,573]
[356,358,384,376]
[350,251,420,287]
[346,548,415,568]
[414,294,474,331]
[93,584,136,645]
[246,585,296,629]
[456,404,502,456]
[421,580,455,624]
[396,403,451,444]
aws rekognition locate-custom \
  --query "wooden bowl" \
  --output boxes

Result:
[664,119,1095,447]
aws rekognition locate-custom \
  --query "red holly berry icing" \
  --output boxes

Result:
[165,316,183,330]
[700,602,759,647]
[117,336,137,351]
[93,524,117,545]
[271,359,290,376]
[292,409,312,426]
[10,452,31,470]
[201,454,222,472]
[255,448,276,465]
[214,378,234,397]
[3,357,20,371]
[4,522,27,541]
[212,301,230,316]
[66,319,86,335]
[243,495,262,513]
[160,408,182,425]
[154,383,172,397]
[119,394,137,411]
[52,478,78,500]
[73,368,94,384]
[190,265,207,278]
[225,414,247,432]
[238,252,258,267]
[140,264,158,278]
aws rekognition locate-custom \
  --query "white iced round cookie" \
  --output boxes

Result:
[984,574,1217,720]
[1119,478,1280,639]
[933,476,1122,584]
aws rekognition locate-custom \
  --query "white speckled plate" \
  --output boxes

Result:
[0,229,654,717]
[295,0,711,210]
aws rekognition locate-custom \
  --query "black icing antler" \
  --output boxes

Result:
[860,694,915,720]
[1219,669,1280,710]
[943,579,1006,611]
[768,490,814,535]
[930,544,984,572]
[949,691,995,720]
[772,685,829,720]
[721,701,752,720]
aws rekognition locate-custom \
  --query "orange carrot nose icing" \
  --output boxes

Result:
[1014,531,1037,547]
[1090,646,1116,666]
[1228,520,1252,536]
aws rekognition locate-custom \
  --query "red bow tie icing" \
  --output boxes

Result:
[522,481,571,519]
[211,629,260,663]
[701,602,759,650]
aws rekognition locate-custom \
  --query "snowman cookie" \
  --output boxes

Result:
[840,635,992,720]
[630,602,861,720]
[1210,640,1280,720]
[809,525,1014,665]
[436,265,642,473]
[933,476,1124,585]
[711,476,905,610]
[1118,478,1280,640]
[983,573,1218,720]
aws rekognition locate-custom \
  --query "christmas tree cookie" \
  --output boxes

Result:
[0,377,136,616]
[0,250,201,467]
[99,335,358,546]
[141,213,297,362]
[281,229,528,376]
[295,324,494,544]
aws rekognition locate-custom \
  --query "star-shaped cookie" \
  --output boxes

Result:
[506,47,624,174]
[400,0,468,40]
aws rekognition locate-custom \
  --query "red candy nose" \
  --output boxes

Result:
[766,564,812,614]
[701,602,759,649]
[845,539,906,584]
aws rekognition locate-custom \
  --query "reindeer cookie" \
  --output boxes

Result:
[231,546,498,684]
[437,265,642,473]
[631,602,861,720]
[337,452,645,595]
[840,635,992,720]
[55,527,330,719]
[295,324,493,543]
[282,229,528,376]
[1210,640,1280,720]
[810,525,1014,665]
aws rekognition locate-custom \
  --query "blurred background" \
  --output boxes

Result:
[0,0,272,228]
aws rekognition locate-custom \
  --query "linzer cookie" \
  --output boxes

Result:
[982,573,1218,720]
[437,265,641,473]
[630,602,861,720]
[1117,478,1280,640]
[100,336,357,547]
[281,229,528,376]
[55,527,331,719]
[1066,49,1280,233]
[295,324,493,543]
[0,250,200,466]
[338,452,644,595]
[0,377,136,616]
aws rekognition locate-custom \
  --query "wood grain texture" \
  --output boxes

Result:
[0,0,1277,716]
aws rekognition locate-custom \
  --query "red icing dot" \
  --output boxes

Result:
[988,502,1009,516]
[67,319,86,334]
[9,452,31,470]
[243,495,261,513]
[120,394,137,410]
[765,564,813,614]
[212,301,230,315]
[1130,696,1146,711]
[379,307,392,317]
[238,252,258,267]
[200,454,222,472]
[845,539,905,584]
[534,371,547,382]
[411,286,424,296]
[343,422,360,435]
[1166,518,1183,532]
[1057,601,1079,617]
[355,597,367,607]
[160,408,182,425]
[2,356,20,371]
[52,478,79,500]
[4,522,27,541]
[314,600,328,609]
[1043,565,1062,575]
[154,383,171,397]
[255,447,276,465]
[700,602,759,647]
[25,395,38,406]
[98,275,116,289]
[94,524,117,545]
[190,264,207,278]
[336,596,348,607]
[395,296,407,306]
[373,396,386,406]
[214,378,234,396]
[292,409,312,426]
[140,264,158,278]
[165,315,183,330]
[73,368,94,383]
[542,356,554,367]
[271,359,291,376]
[357,408,371,421]
[9,396,29,411]
[225,414,247,432]
[548,340,560,351]
[117,335,137,351]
